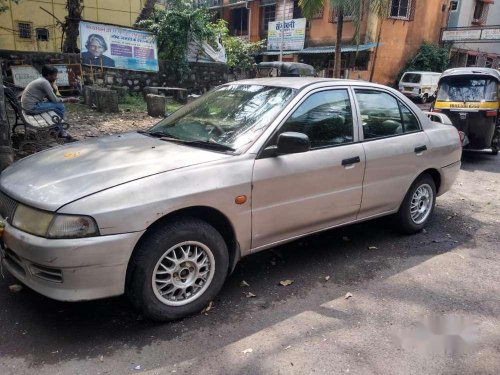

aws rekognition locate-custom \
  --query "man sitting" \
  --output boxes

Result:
[21,65,78,139]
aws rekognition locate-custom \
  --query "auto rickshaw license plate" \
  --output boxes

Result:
[450,103,480,109]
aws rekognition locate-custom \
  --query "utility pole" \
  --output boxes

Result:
[279,0,286,61]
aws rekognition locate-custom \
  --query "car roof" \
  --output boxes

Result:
[401,71,441,75]
[226,77,391,90]
[440,67,500,82]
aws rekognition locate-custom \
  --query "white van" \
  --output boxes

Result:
[398,71,441,103]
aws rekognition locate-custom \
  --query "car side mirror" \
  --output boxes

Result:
[277,132,310,155]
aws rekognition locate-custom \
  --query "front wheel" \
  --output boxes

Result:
[126,218,229,321]
[396,174,436,234]
[491,146,499,156]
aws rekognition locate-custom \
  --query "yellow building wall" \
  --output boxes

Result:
[0,0,147,52]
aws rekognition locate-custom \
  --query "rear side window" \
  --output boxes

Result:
[355,89,420,139]
[402,73,421,83]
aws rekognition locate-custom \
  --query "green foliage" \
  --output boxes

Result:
[397,43,450,82]
[0,0,20,13]
[209,20,265,70]
[137,0,215,81]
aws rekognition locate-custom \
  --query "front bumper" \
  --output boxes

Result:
[1,223,144,301]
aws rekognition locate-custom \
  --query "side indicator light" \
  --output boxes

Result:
[235,195,247,205]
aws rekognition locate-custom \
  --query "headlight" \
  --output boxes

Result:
[47,215,99,239]
[12,204,99,238]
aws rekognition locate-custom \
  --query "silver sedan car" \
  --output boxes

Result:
[0,78,461,320]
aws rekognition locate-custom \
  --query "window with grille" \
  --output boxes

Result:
[293,0,303,18]
[36,28,49,41]
[450,0,459,11]
[389,0,412,19]
[329,5,357,23]
[472,0,489,25]
[485,57,493,68]
[261,5,276,32]
[17,22,32,39]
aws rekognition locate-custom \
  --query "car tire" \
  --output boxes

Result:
[420,94,428,104]
[491,146,498,156]
[396,174,436,234]
[126,218,229,321]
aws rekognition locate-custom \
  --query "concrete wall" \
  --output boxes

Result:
[0,51,229,94]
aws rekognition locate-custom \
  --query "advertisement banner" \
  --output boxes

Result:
[442,29,482,41]
[267,18,306,51]
[79,21,159,72]
[11,64,82,88]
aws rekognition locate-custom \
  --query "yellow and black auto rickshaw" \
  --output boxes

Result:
[432,67,500,155]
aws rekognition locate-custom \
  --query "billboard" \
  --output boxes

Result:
[79,21,159,72]
[267,18,306,51]
[11,64,82,89]
[441,27,500,42]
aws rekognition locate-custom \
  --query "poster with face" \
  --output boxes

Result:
[79,21,159,72]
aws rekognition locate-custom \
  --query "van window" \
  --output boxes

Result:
[401,73,421,84]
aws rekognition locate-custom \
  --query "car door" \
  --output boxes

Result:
[353,88,430,219]
[251,88,366,250]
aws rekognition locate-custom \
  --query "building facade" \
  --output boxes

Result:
[446,0,500,68]
[0,0,148,53]
[205,0,450,84]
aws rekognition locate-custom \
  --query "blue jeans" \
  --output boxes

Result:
[32,101,65,119]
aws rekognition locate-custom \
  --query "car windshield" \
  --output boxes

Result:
[437,77,498,102]
[402,73,421,84]
[148,84,296,151]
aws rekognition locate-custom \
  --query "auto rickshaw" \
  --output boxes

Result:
[256,62,316,78]
[431,67,500,155]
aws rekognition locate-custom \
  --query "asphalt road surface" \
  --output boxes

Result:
[1,151,499,375]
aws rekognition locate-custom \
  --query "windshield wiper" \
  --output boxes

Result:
[158,137,234,152]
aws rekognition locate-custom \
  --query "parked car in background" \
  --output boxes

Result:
[399,71,441,103]
[0,78,461,321]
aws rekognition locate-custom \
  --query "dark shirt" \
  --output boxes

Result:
[81,52,115,68]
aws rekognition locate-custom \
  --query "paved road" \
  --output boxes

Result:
[1,152,499,375]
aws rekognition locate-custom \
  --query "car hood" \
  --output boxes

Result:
[0,132,230,211]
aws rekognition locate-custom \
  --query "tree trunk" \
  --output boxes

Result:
[0,71,14,170]
[369,16,384,82]
[135,0,157,25]
[62,0,83,53]
[334,7,344,79]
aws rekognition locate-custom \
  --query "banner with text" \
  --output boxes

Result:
[267,18,306,51]
[79,21,159,72]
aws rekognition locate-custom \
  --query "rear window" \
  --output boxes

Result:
[437,77,498,102]
[401,73,421,84]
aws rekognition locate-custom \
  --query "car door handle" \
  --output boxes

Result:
[341,156,361,166]
[414,145,427,153]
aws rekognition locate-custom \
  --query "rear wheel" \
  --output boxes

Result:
[491,146,498,156]
[396,174,436,234]
[126,218,229,321]
[420,94,428,104]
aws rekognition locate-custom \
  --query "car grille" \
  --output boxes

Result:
[0,190,17,222]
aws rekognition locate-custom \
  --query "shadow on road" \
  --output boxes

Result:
[0,204,484,368]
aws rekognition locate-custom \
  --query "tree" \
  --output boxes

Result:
[299,0,362,78]
[135,0,157,25]
[209,20,265,70]
[62,0,83,53]
[368,0,391,82]
[0,0,20,13]
[0,69,13,171]
[137,0,216,81]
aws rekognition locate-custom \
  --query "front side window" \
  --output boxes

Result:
[401,73,421,83]
[149,85,296,151]
[390,0,411,19]
[277,89,354,149]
